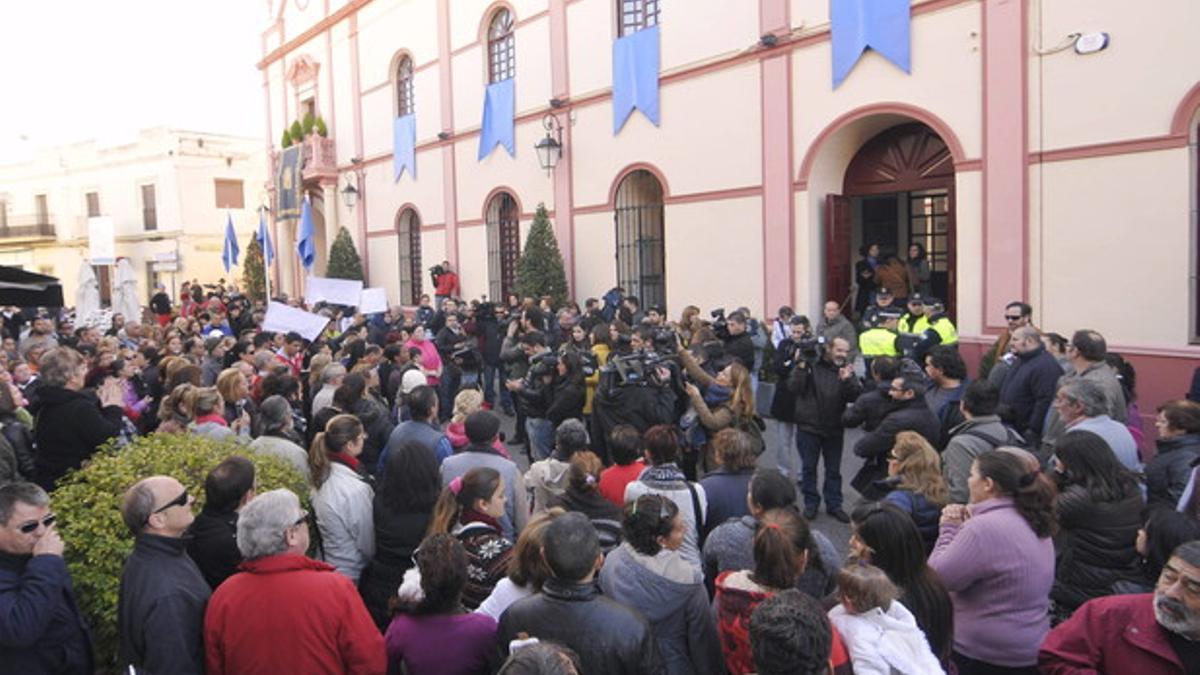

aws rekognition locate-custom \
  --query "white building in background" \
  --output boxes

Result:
[0,128,266,309]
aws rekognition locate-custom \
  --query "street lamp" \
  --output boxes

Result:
[340,177,359,209]
[535,114,563,174]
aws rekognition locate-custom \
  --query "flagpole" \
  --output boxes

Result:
[259,206,272,304]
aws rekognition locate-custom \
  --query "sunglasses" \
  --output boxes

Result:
[17,514,56,534]
[289,511,310,530]
[1004,315,1023,322]
[147,489,190,523]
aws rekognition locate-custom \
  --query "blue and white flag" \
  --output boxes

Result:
[831,0,911,88]
[222,214,240,273]
[297,197,316,270]
[394,114,416,180]
[478,79,516,160]
[256,210,275,266]
[612,25,661,134]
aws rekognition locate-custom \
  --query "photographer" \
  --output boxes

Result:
[769,316,812,480]
[678,346,760,479]
[504,332,553,458]
[787,336,861,523]
[507,344,585,461]
[430,260,459,307]
[714,310,755,371]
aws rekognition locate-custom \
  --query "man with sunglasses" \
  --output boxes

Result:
[0,481,93,674]
[977,301,1033,385]
[118,476,211,675]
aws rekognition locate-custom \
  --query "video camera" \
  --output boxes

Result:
[527,351,559,379]
[602,351,674,388]
[710,308,730,340]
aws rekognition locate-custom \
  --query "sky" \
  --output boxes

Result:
[0,0,266,161]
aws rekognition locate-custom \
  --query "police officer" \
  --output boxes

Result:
[859,308,901,372]
[899,293,931,335]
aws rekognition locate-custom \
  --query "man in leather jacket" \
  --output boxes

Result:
[498,512,661,674]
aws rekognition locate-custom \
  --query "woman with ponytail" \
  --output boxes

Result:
[714,507,852,675]
[309,414,375,584]
[428,467,513,610]
[928,450,1056,674]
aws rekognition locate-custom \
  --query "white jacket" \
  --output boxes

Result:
[828,601,944,675]
[311,462,375,583]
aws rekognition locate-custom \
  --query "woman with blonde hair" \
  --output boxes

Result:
[216,367,255,428]
[879,431,948,553]
[439,388,510,460]
[309,413,375,583]
[678,347,759,475]
[156,383,196,434]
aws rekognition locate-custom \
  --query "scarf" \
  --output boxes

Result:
[703,384,732,408]
[459,508,501,532]
[640,462,686,484]
[194,413,228,427]
[328,450,361,473]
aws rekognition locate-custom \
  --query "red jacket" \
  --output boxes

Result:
[434,270,459,297]
[1039,593,1186,674]
[204,553,385,675]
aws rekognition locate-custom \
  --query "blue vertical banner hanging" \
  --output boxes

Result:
[831,0,911,88]
[276,145,303,221]
[256,210,275,266]
[393,114,416,180]
[478,79,516,160]
[612,25,661,134]
[297,197,316,271]
[222,213,240,273]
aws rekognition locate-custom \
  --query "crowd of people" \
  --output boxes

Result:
[2,275,1200,674]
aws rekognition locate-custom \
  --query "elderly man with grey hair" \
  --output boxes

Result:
[0,481,93,674]
[1054,379,1140,471]
[118,475,210,675]
[311,362,347,415]
[203,489,385,674]
[525,418,591,513]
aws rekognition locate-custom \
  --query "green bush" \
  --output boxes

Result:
[289,119,304,142]
[281,129,293,148]
[314,116,328,137]
[302,113,316,137]
[51,434,310,671]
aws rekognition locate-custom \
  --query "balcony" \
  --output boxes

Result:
[0,215,56,240]
[271,134,338,187]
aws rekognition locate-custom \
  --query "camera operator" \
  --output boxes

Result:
[769,315,813,480]
[506,336,584,460]
[430,260,459,307]
[720,310,756,371]
[787,336,861,523]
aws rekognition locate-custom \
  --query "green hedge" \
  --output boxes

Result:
[51,434,310,670]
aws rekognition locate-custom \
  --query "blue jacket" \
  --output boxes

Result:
[998,345,1063,441]
[882,486,944,553]
[0,552,93,675]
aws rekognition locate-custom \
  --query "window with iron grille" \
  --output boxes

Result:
[614,170,666,310]
[618,0,660,37]
[396,56,415,117]
[487,9,515,84]
[397,209,422,305]
[141,184,157,231]
[486,192,520,301]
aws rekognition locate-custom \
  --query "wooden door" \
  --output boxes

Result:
[825,194,852,310]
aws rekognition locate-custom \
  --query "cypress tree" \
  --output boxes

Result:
[515,203,569,307]
[242,238,266,301]
[326,227,364,280]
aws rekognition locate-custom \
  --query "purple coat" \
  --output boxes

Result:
[927,496,1054,667]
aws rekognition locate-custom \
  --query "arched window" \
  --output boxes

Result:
[395,55,414,117]
[614,170,665,310]
[397,208,422,305]
[618,0,660,37]
[486,192,520,301]
[487,9,515,84]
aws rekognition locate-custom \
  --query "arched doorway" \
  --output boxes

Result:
[396,208,422,305]
[826,122,957,317]
[613,170,666,310]
[485,191,520,301]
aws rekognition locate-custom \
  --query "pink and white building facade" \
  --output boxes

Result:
[258,0,1200,418]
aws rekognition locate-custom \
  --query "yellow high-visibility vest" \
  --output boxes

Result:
[859,328,900,356]
[900,313,930,335]
[930,316,959,345]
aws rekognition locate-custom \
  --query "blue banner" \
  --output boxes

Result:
[612,25,661,134]
[478,79,516,160]
[256,211,275,266]
[297,197,315,271]
[831,0,911,88]
[222,214,240,273]
[394,114,417,180]
[276,145,303,221]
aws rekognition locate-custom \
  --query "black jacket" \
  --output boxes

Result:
[186,507,241,589]
[0,551,93,675]
[1052,484,1144,612]
[31,386,123,489]
[841,380,893,432]
[117,534,211,675]
[498,578,662,675]
[998,345,1062,442]
[723,333,755,370]
[1147,433,1200,508]
[769,338,801,422]
[788,358,862,437]
[854,397,942,461]
[545,380,585,424]
[358,505,430,630]
[0,415,34,479]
